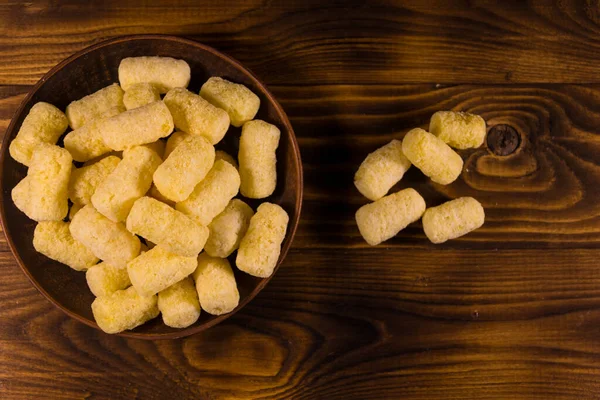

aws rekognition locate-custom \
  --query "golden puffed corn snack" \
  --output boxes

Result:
[86,262,131,297]
[126,196,208,257]
[193,253,239,315]
[92,286,159,334]
[215,150,238,169]
[12,144,71,221]
[200,77,260,127]
[163,88,230,145]
[236,202,289,278]
[68,155,120,206]
[100,101,174,151]
[422,197,485,244]
[239,119,280,199]
[158,277,201,328]
[127,245,198,297]
[63,106,123,162]
[123,82,161,110]
[176,160,240,226]
[9,102,68,166]
[139,241,149,253]
[68,203,82,220]
[153,135,215,202]
[429,111,486,149]
[33,221,99,271]
[135,140,165,160]
[205,199,254,258]
[354,139,411,201]
[66,83,125,129]
[69,205,141,268]
[402,128,463,185]
[164,131,188,158]
[149,184,175,207]
[118,56,191,93]
[83,151,122,167]
[91,146,162,222]
[164,134,236,169]
[355,188,426,246]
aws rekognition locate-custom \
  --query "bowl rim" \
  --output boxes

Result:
[0,34,303,340]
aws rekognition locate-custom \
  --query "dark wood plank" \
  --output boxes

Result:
[5,83,599,249]
[278,83,600,249]
[2,249,600,399]
[3,1,600,85]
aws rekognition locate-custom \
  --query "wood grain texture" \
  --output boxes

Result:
[2,249,600,399]
[3,0,600,85]
[284,83,600,249]
[2,0,600,399]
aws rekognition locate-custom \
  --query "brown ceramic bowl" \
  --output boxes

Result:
[0,35,303,339]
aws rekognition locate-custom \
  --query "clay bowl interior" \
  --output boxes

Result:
[0,35,303,339]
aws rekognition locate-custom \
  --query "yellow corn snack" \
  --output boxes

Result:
[123,82,161,110]
[402,128,463,185]
[153,135,215,202]
[92,286,159,334]
[137,140,165,160]
[163,88,230,145]
[86,262,131,297]
[149,184,175,207]
[354,139,411,201]
[193,253,239,315]
[63,106,123,162]
[199,77,260,127]
[91,146,162,222]
[68,155,120,206]
[118,56,191,93]
[139,241,149,253]
[12,144,71,221]
[9,102,68,166]
[33,221,99,271]
[126,196,208,257]
[239,119,280,199]
[164,134,236,168]
[176,160,240,226]
[157,277,200,328]
[429,111,486,149]
[100,101,174,151]
[127,245,198,297]
[422,197,485,244]
[355,188,426,246]
[205,199,254,258]
[83,152,122,167]
[65,83,125,129]
[69,205,141,268]
[163,130,188,158]
[215,150,238,169]
[68,203,83,220]
[236,202,288,278]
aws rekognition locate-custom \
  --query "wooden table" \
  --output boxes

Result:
[2,1,600,399]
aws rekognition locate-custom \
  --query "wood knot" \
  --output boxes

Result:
[487,124,521,156]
